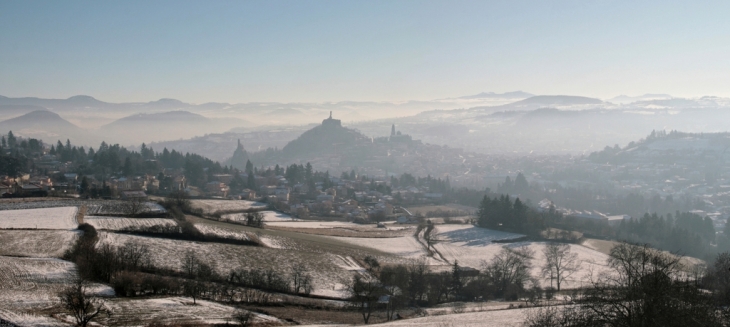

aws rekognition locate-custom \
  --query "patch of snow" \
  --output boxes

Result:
[266,221,364,229]
[0,207,78,230]
[84,216,176,231]
[328,236,430,260]
[194,224,250,240]
[0,256,77,311]
[0,230,80,258]
[99,297,281,326]
[0,309,69,327]
[259,235,284,249]
[333,255,366,272]
[378,307,528,326]
[189,200,266,214]
[96,232,359,298]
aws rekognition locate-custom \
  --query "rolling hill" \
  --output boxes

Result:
[0,110,89,142]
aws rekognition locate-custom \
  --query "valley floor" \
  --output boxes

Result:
[0,197,648,326]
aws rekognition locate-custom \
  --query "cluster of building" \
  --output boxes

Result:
[228,171,431,222]
[535,136,730,231]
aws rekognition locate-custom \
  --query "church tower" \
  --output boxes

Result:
[322,111,342,128]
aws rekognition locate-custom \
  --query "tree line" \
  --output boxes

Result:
[476,194,548,236]
[348,242,582,324]
[525,243,730,327]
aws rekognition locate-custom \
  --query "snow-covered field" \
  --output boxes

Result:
[267,221,369,229]
[433,225,612,289]
[0,256,76,311]
[0,309,69,327]
[0,207,78,230]
[194,223,250,240]
[98,297,281,326]
[581,238,619,255]
[0,199,163,214]
[372,308,528,327]
[329,235,430,260]
[222,210,293,222]
[0,230,79,258]
[189,199,266,214]
[301,307,528,327]
[96,232,360,298]
[84,216,176,231]
[86,201,167,215]
[0,199,79,211]
[432,225,521,269]
[436,224,524,242]
[325,224,612,289]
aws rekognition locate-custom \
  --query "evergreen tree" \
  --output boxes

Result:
[245,160,253,174]
[123,157,133,176]
[247,171,256,190]
[514,172,529,193]
[451,261,463,299]
[7,131,16,148]
[80,176,90,195]
[305,162,313,181]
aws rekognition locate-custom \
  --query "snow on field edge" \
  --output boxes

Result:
[84,216,176,231]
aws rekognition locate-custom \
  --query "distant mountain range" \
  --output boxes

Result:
[607,94,672,104]
[457,91,534,99]
[0,109,251,147]
[100,110,250,144]
[3,92,730,154]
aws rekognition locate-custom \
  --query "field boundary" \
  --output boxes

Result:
[76,205,86,224]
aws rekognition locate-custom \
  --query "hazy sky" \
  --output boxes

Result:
[1,1,729,103]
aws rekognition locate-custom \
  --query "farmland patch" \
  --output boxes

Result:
[189,199,266,214]
[0,230,79,258]
[0,207,78,230]
[96,232,366,298]
[0,256,78,311]
[98,297,281,326]
[84,216,176,231]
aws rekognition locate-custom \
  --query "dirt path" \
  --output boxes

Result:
[413,229,449,264]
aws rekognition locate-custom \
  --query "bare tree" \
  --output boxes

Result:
[183,280,202,304]
[541,242,579,291]
[407,259,429,302]
[124,197,147,216]
[379,264,409,321]
[181,249,200,279]
[482,246,534,299]
[705,252,730,305]
[245,211,265,228]
[58,279,109,327]
[290,263,313,295]
[526,242,726,327]
[348,275,383,324]
[117,241,150,272]
[232,308,252,326]
[363,255,380,272]
[167,190,191,210]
